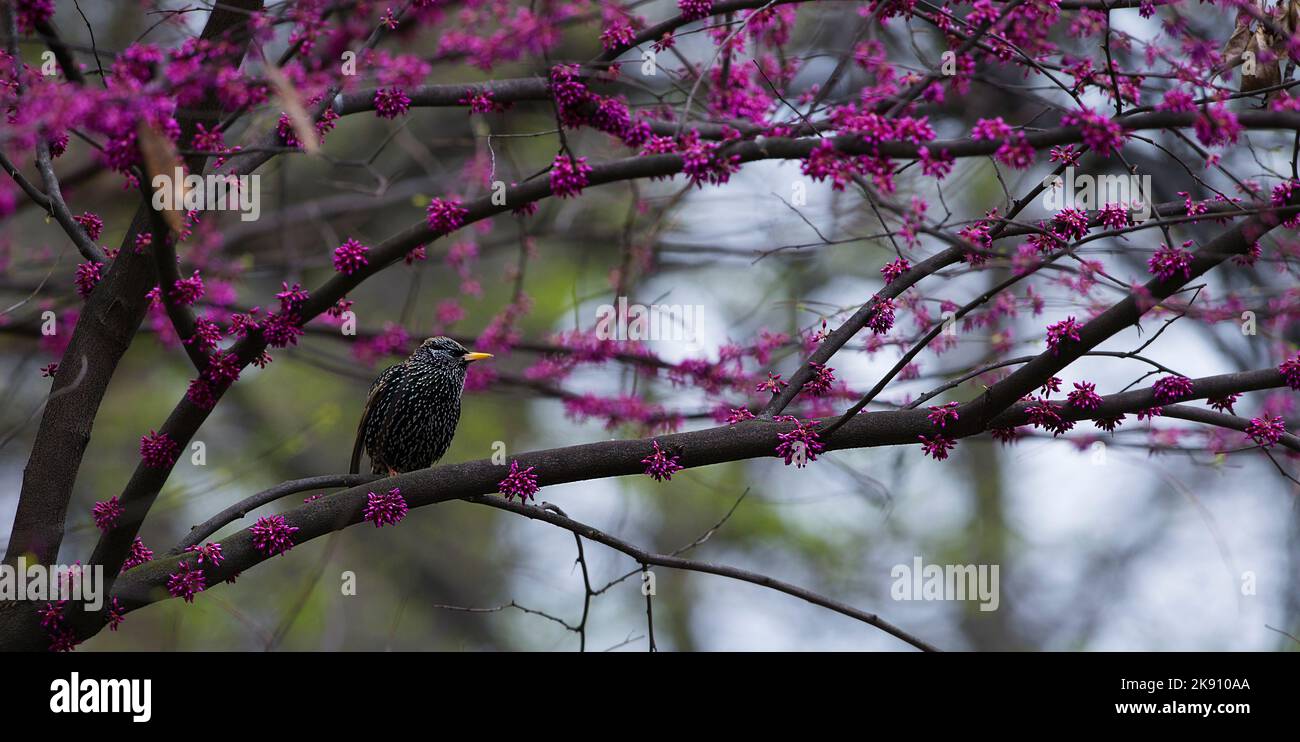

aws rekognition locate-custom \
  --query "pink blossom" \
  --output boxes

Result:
[1045,317,1082,354]
[250,514,299,557]
[374,87,412,118]
[499,460,539,503]
[881,258,911,284]
[756,372,787,395]
[38,601,66,630]
[74,261,102,298]
[333,238,370,275]
[1067,381,1103,411]
[1151,375,1194,404]
[775,419,824,468]
[122,537,154,572]
[678,0,714,21]
[1207,394,1239,414]
[1279,354,1300,390]
[989,427,1019,444]
[1194,104,1241,148]
[918,434,956,460]
[641,440,683,482]
[427,197,468,234]
[1061,108,1126,156]
[1093,414,1125,433]
[927,402,960,429]
[805,363,836,397]
[867,298,896,334]
[970,117,1013,141]
[92,497,124,532]
[727,407,755,424]
[1246,416,1286,448]
[550,154,593,198]
[75,212,104,241]
[48,627,79,653]
[108,598,126,632]
[171,271,205,305]
[1148,242,1194,281]
[184,542,225,566]
[364,487,410,527]
[139,430,179,468]
[167,561,206,603]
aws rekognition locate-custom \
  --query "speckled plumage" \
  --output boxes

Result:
[349,336,491,475]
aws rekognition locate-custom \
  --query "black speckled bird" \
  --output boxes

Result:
[349,336,493,475]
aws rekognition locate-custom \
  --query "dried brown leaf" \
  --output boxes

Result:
[264,62,319,154]
[137,121,187,234]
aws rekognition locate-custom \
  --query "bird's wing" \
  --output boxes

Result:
[350,363,403,474]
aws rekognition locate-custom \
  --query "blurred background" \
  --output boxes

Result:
[0,0,1297,650]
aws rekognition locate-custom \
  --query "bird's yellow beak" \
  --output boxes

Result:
[462,351,494,363]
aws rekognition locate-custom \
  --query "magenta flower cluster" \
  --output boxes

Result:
[171,271,205,305]
[881,258,911,284]
[641,440,683,482]
[756,372,787,395]
[364,487,410,528]
[805,363,836,397]
[107,598,126,632]
[37,600,78,653]
[1066,381,1103,411]
[74,261,102,298]
[1207,394,1240,414]
[167,561,207,603]
[250,514,299,557]
[990,427,1020,444]
[1025,400,1074,436]
[426,197,469,234]
[74,212,103,240]
[918,434,957,461]
[1061,108,1126,156]
[139,430,180,468]
[678,0,714,21]
[1151,375,1194,404]
[727,407,755,424]
[1093,414,1126,433]
[550,154,593,198]
[122,537,154,572]
[185,541,224,566]
[1045,317,1082,354]
[1279,354,1300,390]
[866,298,896,334]
[499,460,540,503]
[187,348,243,410]
[1148,242,1194,281]
[775,418,824,468]
[1246,416,1286,448]
[374,87,412,119]
[927,402,960,429]
[333,238,370,275]
[92,497,124,532]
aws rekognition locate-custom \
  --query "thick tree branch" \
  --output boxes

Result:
[19,366,1277,653]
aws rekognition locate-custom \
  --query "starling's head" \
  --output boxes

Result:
[413,336,494,366]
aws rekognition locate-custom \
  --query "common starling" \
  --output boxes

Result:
[349,336,493,475]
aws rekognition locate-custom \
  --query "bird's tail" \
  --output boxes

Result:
[349,428,364,475]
